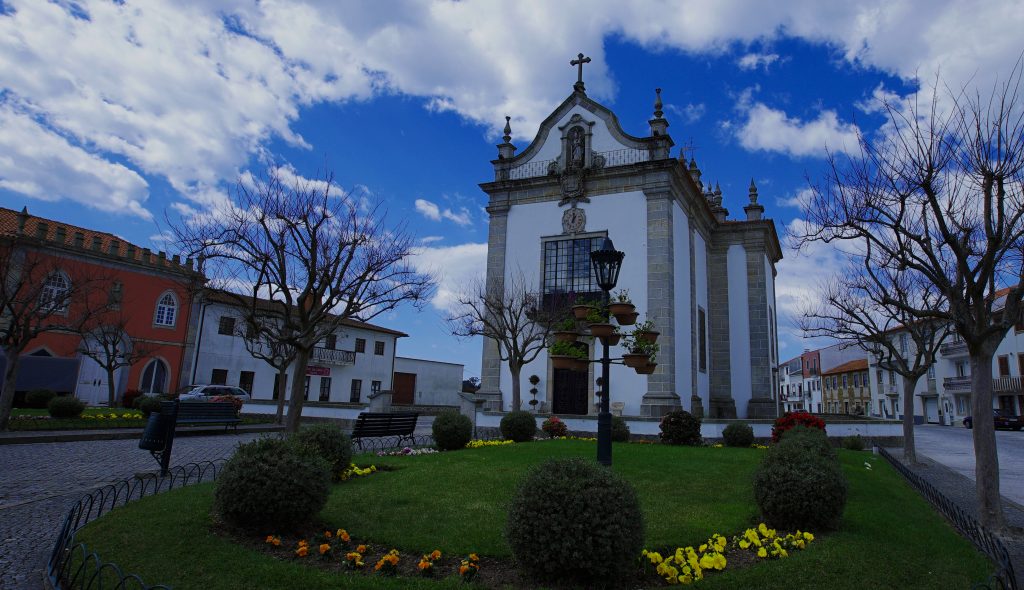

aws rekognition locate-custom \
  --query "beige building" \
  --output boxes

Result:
[822,359,870,415]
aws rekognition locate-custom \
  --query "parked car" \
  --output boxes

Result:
[178,385,252,403]
[962,409,1023,431]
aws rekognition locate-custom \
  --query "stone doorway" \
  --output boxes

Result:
[552,368,588,415]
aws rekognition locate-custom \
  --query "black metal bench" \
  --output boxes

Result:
[139,400,241,474]
[351,411,419,449]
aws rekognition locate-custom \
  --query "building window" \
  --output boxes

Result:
[998,355,1010,377]
[319,377,332,402]
[853,374,859,387]
[698,307,707,372]
[154,292,177,327]
[889,370,896,386]
[371,380,382,396]
[211,368,228,385]
[355,338,366,353]
[325,334,337,350]
[304,376,311,400]
[40,272,70,314]
[877,370,883,384]
[273,373,287,400]
[140,359,168,393]
[239,371,254,395]
[218,316,236,335]
[108,281,123,309]
[350,379,362,403]
[899,333,908,354]
[927,365,935,379]
[542,236,605,306]
[374,341,385,355]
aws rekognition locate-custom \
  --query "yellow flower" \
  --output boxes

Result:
[803,532,814,542]
[738,539,750,550]
[699,554,715,569]
[757,547,767,558]
[758,523,769,536]
[468,553,478,561]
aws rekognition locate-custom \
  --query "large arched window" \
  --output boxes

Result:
[140,358,169,393]
[40,272,70,314]
[154,291,177,327]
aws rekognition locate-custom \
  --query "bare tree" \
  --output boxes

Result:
[177,167,433,433]
[236,305,296,425]
[76,313,156,408]
[796,66,1024,530]
[448,274,556,411]
[0,233,108,430]
[799,247,949,464]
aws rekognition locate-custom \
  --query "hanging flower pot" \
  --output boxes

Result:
[571,358,590,372]
[608,302,636,316]
[553,330,579,344]
[616,311,639,326]
[602,332,621,347]
[572,304,592,320]
[635,362,658,375]
[622,353,649,369]
[589,323,616,339]
[638,331,660,344]
[550,355,574,370]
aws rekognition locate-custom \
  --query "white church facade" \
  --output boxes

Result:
[477,59,782,419]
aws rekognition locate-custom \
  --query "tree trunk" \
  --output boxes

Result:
[106,366,118,408]
[969,351,1005,531]
[900,374,918,464]
[284,347,312,434]
[0,347,23,431]
[274,366,288,425]
[509,363,522,411]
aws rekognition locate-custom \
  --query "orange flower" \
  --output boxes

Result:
[339,530,351,543]
[298,540,309,548]
[264,535,275,544]
[319,543,331,555]
[271,537,281,547]
[356,545,368,553]
[469,553,479,561]
[324,531,332,538]
[418,560,432,571]
[459,565,470,575]
[295,546,309,557]
[429,549,441,560]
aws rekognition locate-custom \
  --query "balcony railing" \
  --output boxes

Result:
[312,347,355,366]
[940,340,968,357]
[943,376,972,393]
[994,376,1023,393]
[504,148,653,181]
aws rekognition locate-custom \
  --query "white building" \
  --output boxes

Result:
[188,292,406,404]
[393,357,465,407]
[779,356,807,413]
[478,60,782,418]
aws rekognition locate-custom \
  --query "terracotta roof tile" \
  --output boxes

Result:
[822,358,869,375]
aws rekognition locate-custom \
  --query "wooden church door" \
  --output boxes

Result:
[552,368,588,415]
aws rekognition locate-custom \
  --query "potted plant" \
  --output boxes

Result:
[589,320,616,339]
[552,316,579,343]
[549,341,588,370]
[608,289,636,317]
[635,361,657,375]
[571,298,596,320]
[622,335,658,369]
[528,375,540,410]
[632,319,659,344]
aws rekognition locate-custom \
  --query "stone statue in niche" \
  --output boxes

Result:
[568,126,585,170]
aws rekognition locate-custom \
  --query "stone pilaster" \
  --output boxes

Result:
[689,224,703,418]
[640,191,682,417]
[707,243,736,418]
[745,241,777,418]
[478,203,509,411]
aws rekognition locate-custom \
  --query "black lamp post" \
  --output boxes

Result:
[590,237,624,466]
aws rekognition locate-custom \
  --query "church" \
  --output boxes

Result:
[477,56,783,419]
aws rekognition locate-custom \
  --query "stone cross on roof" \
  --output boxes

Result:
[570,52,591,92]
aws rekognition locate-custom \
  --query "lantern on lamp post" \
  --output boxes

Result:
[590,237,624,466]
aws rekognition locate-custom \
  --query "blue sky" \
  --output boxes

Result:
[1,1,1022,380]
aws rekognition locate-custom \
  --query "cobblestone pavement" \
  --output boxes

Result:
[914,424,1024,506]
[0,433,263,590]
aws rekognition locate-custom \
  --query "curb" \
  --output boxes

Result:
[0,423,284,445]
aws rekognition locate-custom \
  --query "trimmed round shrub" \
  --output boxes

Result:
[753,441,848,531]
[432,411,473,450]
[25,389,56,409]
[722,422,755,447]
[772,411,826,442]
[47,395,85,418]
[500,411,537,442]
[541,415,568,438]
[779,424,836,460]
[506,458,644,586]
[214,437,330,530]
[611,415,630,442]
[290,423,353,480]
[134,395,163,417]
[659,410,702,445]
[842,434,866,451]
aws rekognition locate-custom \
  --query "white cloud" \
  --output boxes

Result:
[419,235,445,244]
[734,101,861,158]
[414,198,473,226]
[667,102,706,124]
[737,52,780,70]
[408,242,487,310]
[776,187,815,208]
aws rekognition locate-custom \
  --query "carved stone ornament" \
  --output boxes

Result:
[562,206,586,234]
[559,167,586,205]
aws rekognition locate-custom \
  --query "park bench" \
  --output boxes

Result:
[351,411,419,449]
[139,400,241,475]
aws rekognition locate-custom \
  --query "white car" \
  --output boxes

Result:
[178,385,252,403]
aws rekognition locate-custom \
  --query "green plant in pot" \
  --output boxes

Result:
[632,318,660,344]
[622,335,658,370]
[552,316,579,343]
[583,305,610,325]
[571,297,597,320]
[608,289,636,317]
[550,340,588,370]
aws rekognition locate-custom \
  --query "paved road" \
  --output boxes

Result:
[914,424,1024,507]
[0,434,263,590]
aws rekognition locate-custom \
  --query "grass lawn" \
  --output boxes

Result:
[9,407,272,430]
[73,441,992,589]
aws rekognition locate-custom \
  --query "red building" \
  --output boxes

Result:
[0,207,203,405]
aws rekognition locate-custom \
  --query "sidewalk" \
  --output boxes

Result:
[884,449,1024,588]
[0,422,284,445]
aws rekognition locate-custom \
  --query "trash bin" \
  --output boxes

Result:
[139,413,170,451]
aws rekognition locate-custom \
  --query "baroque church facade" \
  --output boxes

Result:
[478,59,782,419]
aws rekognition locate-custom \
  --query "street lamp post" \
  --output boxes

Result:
[590,237,624,466]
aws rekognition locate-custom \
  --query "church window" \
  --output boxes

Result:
[698,307,707,372]
[40,272,70,314]
[140,358,169,393]
[154,292,177,327]
[542,236,605,308]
